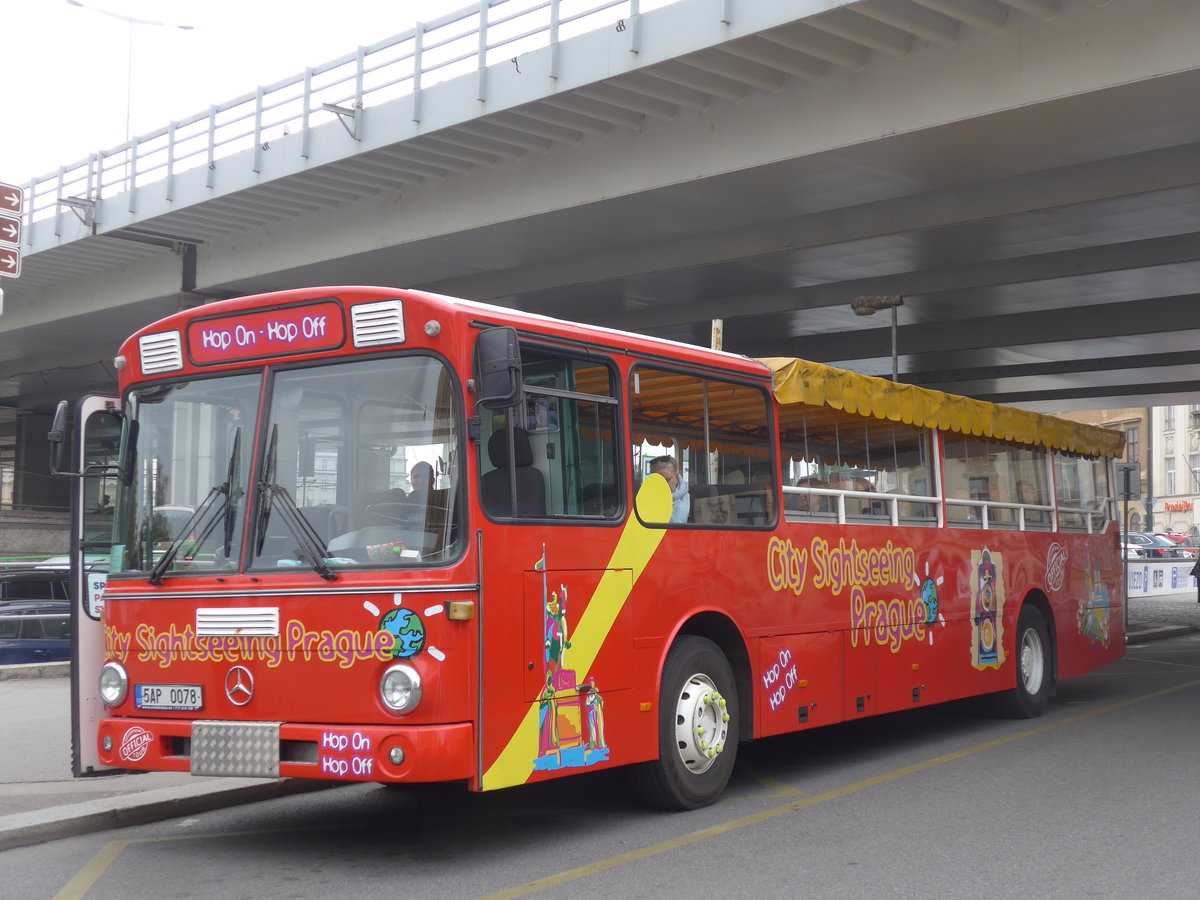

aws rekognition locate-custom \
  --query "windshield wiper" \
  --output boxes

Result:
[148,428,242,586]
[254,425,337,581]
[222,427,242,561]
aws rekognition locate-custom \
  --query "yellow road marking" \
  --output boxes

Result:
[53,841,129,900]
[53,822,342,900]
[55,678,1198,898]
[477,677,1200,900]
[1130,656,1200,671]
[746,770,805,798]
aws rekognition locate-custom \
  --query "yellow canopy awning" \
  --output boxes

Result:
[758,357,1125,459]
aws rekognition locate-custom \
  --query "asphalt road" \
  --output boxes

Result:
[6,630,1200,900]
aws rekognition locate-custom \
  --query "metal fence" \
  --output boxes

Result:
[24,0,679,236]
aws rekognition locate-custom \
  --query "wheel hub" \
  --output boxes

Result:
[1019,627,1044,694]
[673,673,730,774]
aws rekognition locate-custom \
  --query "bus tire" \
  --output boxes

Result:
[997,605,1054,718]
[631,635,739,810]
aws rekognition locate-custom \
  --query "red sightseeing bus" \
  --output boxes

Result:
[52,286,1125,809]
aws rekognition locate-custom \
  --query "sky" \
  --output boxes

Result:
[1,0,466,186]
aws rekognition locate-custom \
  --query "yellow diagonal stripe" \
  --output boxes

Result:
[483,476,672,790]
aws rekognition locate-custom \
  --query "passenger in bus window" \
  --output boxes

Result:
[650,455,690,524]
[830,472,873,514]
[792,476,831,513]
[409,461,433,499]
[854,476,885,515]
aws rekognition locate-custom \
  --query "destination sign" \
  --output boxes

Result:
[187,301,346,365]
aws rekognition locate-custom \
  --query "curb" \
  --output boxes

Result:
[0,778,337,852]
[1125,624,1198,644]
[0,661,70,680]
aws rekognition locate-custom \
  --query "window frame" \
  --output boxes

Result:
[628,362,777,530]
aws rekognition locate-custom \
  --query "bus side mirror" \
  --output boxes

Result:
[475,327,522,409]
[50,399,133,483]
[48,401,71,476]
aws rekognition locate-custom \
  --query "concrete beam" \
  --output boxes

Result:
[754,292,1200,361]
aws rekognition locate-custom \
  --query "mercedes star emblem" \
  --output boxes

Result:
[224,665,254,706]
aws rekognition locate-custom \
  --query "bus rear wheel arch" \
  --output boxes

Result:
[631,635,740,810]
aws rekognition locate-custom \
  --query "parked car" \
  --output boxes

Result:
[0,567,70,603]
[1124,532,1186,558]
[1154,533,1199,556]
[1179,536,1200,556]
[0,601,70,664]
[1123,543,1147,559]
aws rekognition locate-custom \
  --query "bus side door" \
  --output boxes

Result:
[67,395,123,777]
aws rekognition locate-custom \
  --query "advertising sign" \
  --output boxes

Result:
[187,300,347,365]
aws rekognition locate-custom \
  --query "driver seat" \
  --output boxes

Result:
[481,427,546,516]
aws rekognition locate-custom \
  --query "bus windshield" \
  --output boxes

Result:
[113,355,463,578]
[251,355,462,570]
[114,373,262,577]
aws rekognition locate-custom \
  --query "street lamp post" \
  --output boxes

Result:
[65,1,194,146]
[850,295,904,381]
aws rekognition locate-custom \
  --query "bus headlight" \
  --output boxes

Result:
[98,662,128,707]
[380,664,422,714]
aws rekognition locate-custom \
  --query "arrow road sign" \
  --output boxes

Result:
[0,182,22,215]
[0,212,20,247]
[0,246,19,278]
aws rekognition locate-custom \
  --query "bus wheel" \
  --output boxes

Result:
[997,605,1054,718]
[631,635,739,810]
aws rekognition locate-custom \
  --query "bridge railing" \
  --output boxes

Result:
[24,0,678,239]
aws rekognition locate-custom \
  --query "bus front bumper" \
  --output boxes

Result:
[98,718,474,783]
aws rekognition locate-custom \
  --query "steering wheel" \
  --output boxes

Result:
[363,502,416,525]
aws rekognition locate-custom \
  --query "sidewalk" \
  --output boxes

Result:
[1124,590,1200,643]
[1,592,1196,853]
[0,673,333,852]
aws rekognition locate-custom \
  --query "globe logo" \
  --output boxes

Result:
[920,577,939,626]
[380,608,427,659]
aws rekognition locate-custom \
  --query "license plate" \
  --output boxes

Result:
[135,683,204,711]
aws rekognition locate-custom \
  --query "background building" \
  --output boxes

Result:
[1150,405,1200,536]
[1058,408,1150,533]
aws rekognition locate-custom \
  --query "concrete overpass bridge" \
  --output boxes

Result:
[2,0,1198,521]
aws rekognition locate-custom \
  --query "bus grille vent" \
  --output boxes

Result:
[138,331,183,374]
[351,300,406,347]
[196,607,280,637]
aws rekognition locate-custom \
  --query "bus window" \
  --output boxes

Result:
[943,436,1061,530]
[478,347,620,520]
[114,374,262,577]
[250,355,463,568]
[779,405,934,524]
[1055,452,1111,532]
[942,436,992,526]
[630,366,774,528]
[988,443,1052,529]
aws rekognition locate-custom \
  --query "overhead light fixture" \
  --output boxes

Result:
[850,295,903,316]
[849,295,904,381]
